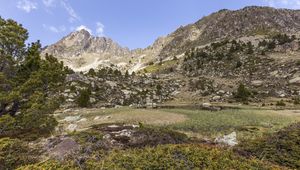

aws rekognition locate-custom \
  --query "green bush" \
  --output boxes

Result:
[76,88,91,107]
[293,97,300,105]
[236,123,300,169]
[20,145,281,169]
[0,112,58,140]
[276,100,286,107]
[0,138,38,169]
[234,84,251,102]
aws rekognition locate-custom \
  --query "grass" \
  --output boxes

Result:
[141,60,177,73]
[164,108,300,140]
[58,107,300,141]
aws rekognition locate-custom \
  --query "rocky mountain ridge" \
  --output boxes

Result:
[43,6,300,73]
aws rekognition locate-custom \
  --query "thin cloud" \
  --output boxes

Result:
[264,0,300,8]
[61,0,80,23]
[17,0,37,13]
[96,22,105,37]
[76,25,92,34]
[43,24,66,33]
[42,0,55,7]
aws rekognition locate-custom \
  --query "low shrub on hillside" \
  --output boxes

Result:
[19,144,281,170]
[236,123,300,169]
[0,138,38,169]
[76,88,91,107]
[234,84,251,102]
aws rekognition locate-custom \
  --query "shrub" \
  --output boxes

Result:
[0,138,38,169]
[236,123,300,169]
[293,97,300,105]
[276,100,286,107]
[234,84,251,102]
[20,145,281,169]
[77,88,91,107]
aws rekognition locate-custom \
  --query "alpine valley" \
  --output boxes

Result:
[1,5,300,170]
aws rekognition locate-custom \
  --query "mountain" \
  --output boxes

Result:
[42,29,132,72]
[43,6,300,72]
[158,6,300,58]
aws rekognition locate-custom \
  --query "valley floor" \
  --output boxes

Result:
[56,105,300,140]
[10,105,300,169]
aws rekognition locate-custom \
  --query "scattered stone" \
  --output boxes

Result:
[251,80,263,87]
[215,132,238,147]
[202,103,212,108]
[63,116,81,122]
[115,105,123,108]
[289,77,300,85]
[66,124,78,132]
[212,96,221,101]
[90,97,96,103]
[78,118,87,122]
[94,116,100,120]
[49,137,80,161]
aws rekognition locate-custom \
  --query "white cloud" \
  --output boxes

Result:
[61,0,80,23]
[43,24,66,33]
[42,0,55,7]
[96,22,105,37]
[76,25,92,34]
[17,0,37,13]
[264,0,300,9]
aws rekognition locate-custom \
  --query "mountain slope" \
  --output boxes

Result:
[159,6,300,58]
[42,29,132,72]
[43,6,300,72]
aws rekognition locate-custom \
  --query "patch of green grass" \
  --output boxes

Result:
[164,109,299,139]
[142,60,177,73]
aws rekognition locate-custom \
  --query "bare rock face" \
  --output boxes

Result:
[42,29,132,72]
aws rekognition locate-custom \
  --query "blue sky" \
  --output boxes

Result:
[0,0,299,49]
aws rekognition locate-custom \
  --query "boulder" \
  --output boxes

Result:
[251,80,263,87]
[215,132,238,147]
[48,137,80,161]
[212,96,221,101]
[63,116,81,122]
[289,77,300,85]
[202,103,212,108]
[66,124,78,132]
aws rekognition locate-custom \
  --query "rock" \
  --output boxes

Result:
[202,103,212,108]
[94,116,100,120]
[108,125,119,128]
[63,116,81,122]
[217,90,225,95]
[114,129,133,137]
[78,118,87,122]
[251,80,263,87]
[49,137,80,161]
[115,105,123,108]
[90,97,96,103]
[64,89,71,93]
[212,96,221,101]
[66,124,78,132]
[289,77,300,85]
[215,132,238,147]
